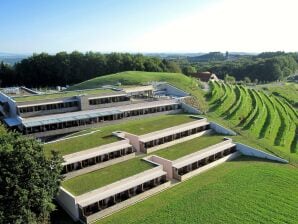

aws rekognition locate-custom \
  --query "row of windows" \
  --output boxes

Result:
[23,104,181,134]
[144,125,209,149]
[80,175,167,219]
[177,146,237,176]
[62,147,134,174]
[19,101,78,114]
[89,96,130,105]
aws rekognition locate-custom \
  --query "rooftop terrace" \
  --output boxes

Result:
[61,158,154,196]
[152,134,225,160]
[12,88,117,102]
[44,114,194,156]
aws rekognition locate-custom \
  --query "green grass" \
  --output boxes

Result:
[13,88,115,102]
[68,71,208,112]
[207,82,298,158]
[152,135,225,160]
[44,114,195,156]
[260,82,298,109]
[62,158,154,196]
[97,156,298,224]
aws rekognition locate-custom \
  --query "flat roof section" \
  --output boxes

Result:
[22,110,122,128]
[61,158,154,196]
[152,135,225,160]
[172,140,236,169]
[124,85,153,93]
[13,88,118,102]
[3,117,22,127]
[62,140,131,165]
[77,168,166,207]
[138,119,209,143]
[44,114,195,156]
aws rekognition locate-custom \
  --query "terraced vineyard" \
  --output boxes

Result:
[208,82,298,155]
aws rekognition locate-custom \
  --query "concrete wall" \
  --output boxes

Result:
[180,101,200,114]
[56,188,79,221]
[0,92,17,117]
[159,83,190,97]
[124,133,141,152]
[236,143,288,163]
[77,95,89,111]
[210,122,236,136]
[150,155,173,178]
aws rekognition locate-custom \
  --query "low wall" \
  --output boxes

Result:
[150,155,173,178]
[0,92,17,117]
[210,122,236,136]
[56,188,79,221]
[236,143,288,163]
[124,132,141,152]
[180,101,200,114]
[159,83,190,97]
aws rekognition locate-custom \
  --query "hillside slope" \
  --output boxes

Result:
[207,81,298,162]
[69,71,208,112]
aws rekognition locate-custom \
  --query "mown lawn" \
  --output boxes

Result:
[44,114,194,156]
[13,88,115,102]
[61,158,154,196]
[152,135,225,160]
[97,156,298,224]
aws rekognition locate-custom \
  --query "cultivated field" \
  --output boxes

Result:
[208,82,298,157]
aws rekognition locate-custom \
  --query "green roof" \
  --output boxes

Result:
[13,88,117,102]
[62,158,154,196]
[152,135,225,160]
[44,114,195,156]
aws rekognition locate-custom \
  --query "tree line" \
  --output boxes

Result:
[0,52,181,87]
[0,51,297,88]
[192,52,298,82]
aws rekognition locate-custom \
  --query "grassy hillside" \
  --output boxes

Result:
[68,71,208,112]
[259,83,298,109]
[97,157,298,224]
[207,82,298,162]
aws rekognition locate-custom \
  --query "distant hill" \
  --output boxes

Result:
[0,52,29,64]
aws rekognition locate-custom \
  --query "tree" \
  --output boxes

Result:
[224,74,236,84]
[0,126,63,223]
[243,76,251,84]
[182,65,196,76]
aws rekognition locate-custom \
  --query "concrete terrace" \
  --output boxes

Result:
[61,158,155,196]
[44,114,194,156]
[152,134,225,160]
[21,99,179,127]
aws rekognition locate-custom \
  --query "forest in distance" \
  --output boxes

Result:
[0,51,297,87]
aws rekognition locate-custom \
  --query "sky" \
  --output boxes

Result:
[0,0,298,54]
